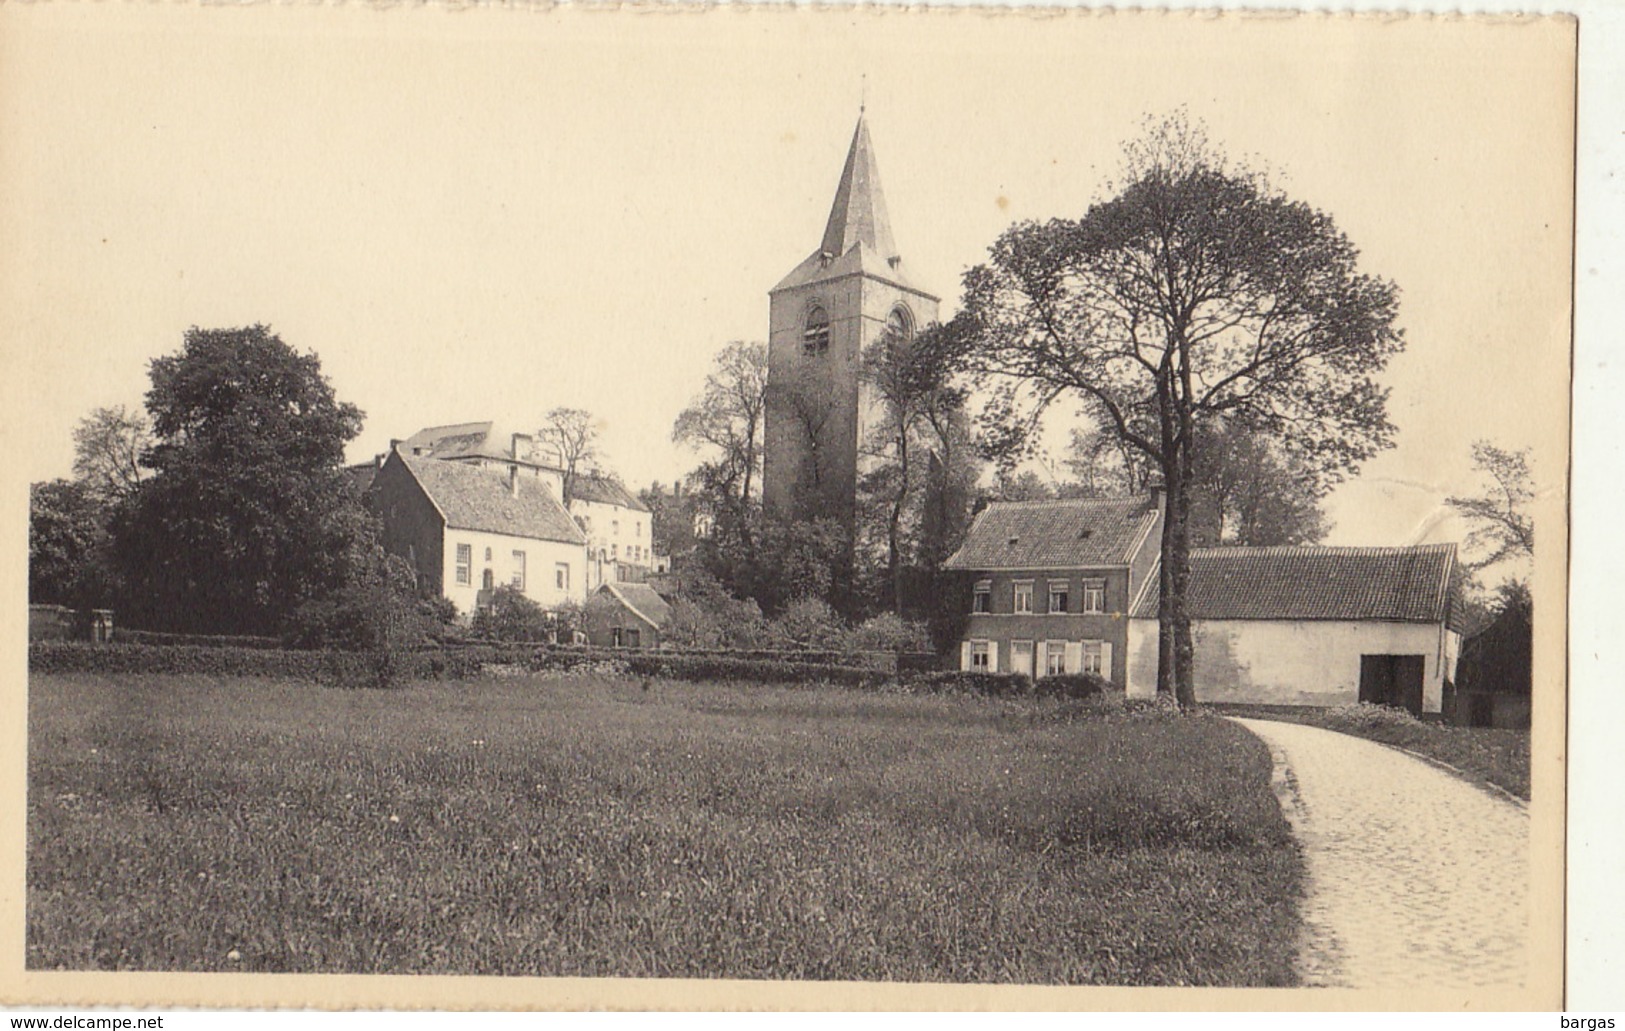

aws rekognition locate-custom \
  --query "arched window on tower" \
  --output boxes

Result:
[885,305,914,348]
[803,307,830,356]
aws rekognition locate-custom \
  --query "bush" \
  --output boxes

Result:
[846,613,932,654]
[906,670,1034,697]
[768,596,846,650]
[469,586,552,643]
[1034,673,1115,699]
[1322,701,1426,734]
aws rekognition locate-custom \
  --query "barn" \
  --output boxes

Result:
[1125,544,1464,715]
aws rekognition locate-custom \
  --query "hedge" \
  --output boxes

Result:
[29,642,1011,697]
[28,642,431,687]
[908,670,1036,697]
[111,628,286,650]
[28,642,891,690]
[1034,673,1115,699]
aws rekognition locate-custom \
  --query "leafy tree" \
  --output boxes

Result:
[1187,421,1328,547]
[765,363,842,507]
[859,322,972,614]
[71,405,153,505]
[769,596,846,650]
[29,479,115,607]
[958,112,1402,704]
[110,325,367,635]
[672,341,768,512]
[661,566,771,649]
[638,480,702,563]
[469,585,552,642]
[752,515,851,617]
[539,407,600,506]
[989,469,1058,503]
[1446,441,1535,572]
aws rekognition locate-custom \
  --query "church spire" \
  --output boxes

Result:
[819,112,898,262]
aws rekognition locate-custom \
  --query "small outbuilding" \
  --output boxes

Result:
[1126,544,1464,716]
[584,582,672,650]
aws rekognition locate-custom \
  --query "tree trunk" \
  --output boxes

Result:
[888,431,909,615]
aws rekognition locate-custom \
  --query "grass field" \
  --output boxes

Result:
[29,673,1302,985]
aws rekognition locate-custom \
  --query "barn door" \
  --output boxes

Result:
[1394,655,1425,716]
[1359,654,1426,716]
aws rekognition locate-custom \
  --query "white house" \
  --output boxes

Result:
[393,420,651,588]
[369,449,588,617]
[1125,544,1464,715]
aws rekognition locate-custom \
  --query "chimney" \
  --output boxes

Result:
[508,464,521,498]
[1146,473,1166,516]
[511,432,534,462]
[374,451,386,470]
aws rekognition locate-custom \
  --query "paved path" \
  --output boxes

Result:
[1230,718,1529,989]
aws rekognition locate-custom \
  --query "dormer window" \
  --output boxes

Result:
[803,307,830,356]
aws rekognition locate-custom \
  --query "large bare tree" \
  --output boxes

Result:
[538,406,600,506]
[958,112,1403,704]
[1447,440,1535,571]
[72,405,152,504]
[672,341,768,508]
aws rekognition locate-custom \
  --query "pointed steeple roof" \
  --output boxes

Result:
[820,113,897,261]
[771,112,935,299]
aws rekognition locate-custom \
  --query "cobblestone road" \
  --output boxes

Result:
[1231,718,1529,990]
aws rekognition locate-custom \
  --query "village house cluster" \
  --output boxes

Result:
[351,422,669,650]
[344,110,1473,720]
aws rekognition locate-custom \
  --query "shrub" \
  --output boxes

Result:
[1125,693,1186,718]
[769,596,846,651]
[469,586,552,643]
[846,613,932,654]
[896,652,943,677]
[1322,701,1426,734]
[906,670,1034,697]
[1034,673,1114,699]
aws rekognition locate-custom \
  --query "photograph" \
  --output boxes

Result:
[1,2,1575,1011]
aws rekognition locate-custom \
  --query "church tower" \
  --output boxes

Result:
[762,112,940,532]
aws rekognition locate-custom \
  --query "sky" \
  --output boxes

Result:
[0,4,1573,566]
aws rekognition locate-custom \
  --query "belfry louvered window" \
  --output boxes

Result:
[803,307,830,356]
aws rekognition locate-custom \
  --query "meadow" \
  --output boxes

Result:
[28,673,1302,985]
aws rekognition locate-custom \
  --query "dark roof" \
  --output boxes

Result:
[401,421,560,469]
[1130,544,1458,624]
[399,456,586,545]
[597,582,672,628]
[346,463,379,495]
[942,497,1160,570]
[571,474,649,513]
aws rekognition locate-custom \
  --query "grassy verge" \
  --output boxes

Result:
[1215,703,1530,801]
[30,673,1302,985]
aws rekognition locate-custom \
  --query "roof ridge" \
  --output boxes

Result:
[985,496,1145,509]
[1193,543,1458,557]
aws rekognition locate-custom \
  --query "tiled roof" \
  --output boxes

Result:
[770,115,934,299]
[599,582,673,628]
[942,497,1160,570]
[401,421,560,468]
[400,456,585,546]
[572,474,649,513]
[1130,544,1458,624]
